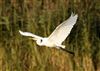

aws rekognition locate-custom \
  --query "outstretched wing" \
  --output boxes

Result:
[48,13,78,44]
[19,30,42,40]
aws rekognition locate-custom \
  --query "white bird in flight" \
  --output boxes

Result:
[19,13,78,54]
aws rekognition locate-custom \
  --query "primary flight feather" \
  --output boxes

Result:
[19,13,78,54]
[48,13,78,44]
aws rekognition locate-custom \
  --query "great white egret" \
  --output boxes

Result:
[19,13,78,54]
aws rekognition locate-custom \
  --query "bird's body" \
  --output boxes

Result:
[19,13,78,54]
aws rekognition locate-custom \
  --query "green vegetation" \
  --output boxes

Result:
[0,0,99,71]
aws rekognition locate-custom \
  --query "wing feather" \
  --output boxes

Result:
[19,30,42,39]
[48,13,78,44]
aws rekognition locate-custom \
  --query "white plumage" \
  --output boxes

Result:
[19,13,78,51]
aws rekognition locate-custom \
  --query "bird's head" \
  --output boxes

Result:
[30,37,47,46]
[36,39,44,46]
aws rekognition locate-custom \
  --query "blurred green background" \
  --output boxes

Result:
[0,0,100,71]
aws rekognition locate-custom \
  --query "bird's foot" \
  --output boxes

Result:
[60,47,74,55]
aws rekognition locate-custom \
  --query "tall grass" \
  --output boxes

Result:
[0,0,99,71]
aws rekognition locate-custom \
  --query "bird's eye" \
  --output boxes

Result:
[40,39,42,42]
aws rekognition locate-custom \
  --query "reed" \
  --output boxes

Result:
[0,0,99,71]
